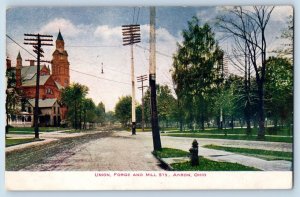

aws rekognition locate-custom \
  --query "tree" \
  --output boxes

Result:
[115,96,132,127]
[172,16,221,130]
[143,85,177,129]
[265,57,293,133]
[218,6,274,139]
[95,102,106,125]
[61,83,88,129]
[5,65,19,134]
[156,85,177,128]
[105,111,116,125]
[81,98,96,129]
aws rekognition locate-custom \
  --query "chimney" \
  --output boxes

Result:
[6,57,11,69]
[30,60,35,66]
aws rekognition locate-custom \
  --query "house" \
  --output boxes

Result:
[7,30,70,127]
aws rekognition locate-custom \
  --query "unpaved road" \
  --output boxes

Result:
[6,131,163,171]
[6,130,292,171]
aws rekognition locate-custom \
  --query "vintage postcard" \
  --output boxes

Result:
[5,5,293,190]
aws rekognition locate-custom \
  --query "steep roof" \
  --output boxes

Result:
[17,51,22,59]
[28,98,58,108]
[22,75,51,87]
[21,65,46,79]
[55,81,64,90]
[57,30,64,41]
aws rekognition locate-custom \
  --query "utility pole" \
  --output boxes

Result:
[137,75,148,132]
[122,24,141,135]
[24,33,53,139]
[149,7,162,151]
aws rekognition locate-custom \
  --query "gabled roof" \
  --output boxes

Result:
[21,65,46,79]
[22,75,51,87]
[28,98,58,108]
[55,81,64,90]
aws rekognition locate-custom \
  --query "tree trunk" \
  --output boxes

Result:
[79,104,82,130]
[201,112,205,131]
[5,98,9,134]
[231,115,234,130]
[257,81,265,139]
[74,101,78,130]
[245,101,251,135]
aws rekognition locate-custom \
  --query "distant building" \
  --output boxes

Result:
[7,30,70,127]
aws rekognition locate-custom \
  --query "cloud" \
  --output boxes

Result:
[39,18,86,37]
[272,6,293,22]
[93,25,122,45]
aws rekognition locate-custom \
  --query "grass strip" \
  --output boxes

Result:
[8,127,69,133]
[203,144,293,161]
[153,148,259,171]
[153,148,189,158]
[6,138,43,147]
[171,156,260,171]
[164,133,292,143]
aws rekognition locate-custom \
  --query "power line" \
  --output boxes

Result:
[66,45,122,48]
[135,7,140,24]
[70,68,131,85]
[6,34,36,58]
[136,44,173,58]
[7,34,131,86]
[72,55,131,76]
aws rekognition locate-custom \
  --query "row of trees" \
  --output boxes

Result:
[170,6,293,138]
[114,85,177,130]
[114,6,293,140]
[61,83,106,129]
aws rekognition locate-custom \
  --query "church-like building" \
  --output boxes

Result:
[6,30,70,127]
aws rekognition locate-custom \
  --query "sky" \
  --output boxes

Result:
[6,6,293,111]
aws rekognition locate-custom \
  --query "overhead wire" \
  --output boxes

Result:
[7,34,131,86]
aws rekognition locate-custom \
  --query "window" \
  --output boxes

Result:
[57,107,60,114]
[46,88,53,94]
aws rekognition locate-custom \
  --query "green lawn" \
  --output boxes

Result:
[153,148,189,158]
[203,144,293,161]
[6,138,43,147]
[163,133,292,143]
[127,127,178,132]
[167,127,293,136]
[171,156,259,171]
[153,148,260,171]
[8,127,69,134]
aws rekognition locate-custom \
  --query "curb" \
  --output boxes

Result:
[151,151,174,171]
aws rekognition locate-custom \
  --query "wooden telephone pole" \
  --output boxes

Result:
[149,7,162,151]
[137,75,148,132]
[122,24,141,135]
[24,33,53,139]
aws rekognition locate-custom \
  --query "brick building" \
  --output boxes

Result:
[7,30,70,127]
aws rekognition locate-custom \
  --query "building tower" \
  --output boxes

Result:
[16,51,22,88]
[51,30,70,88]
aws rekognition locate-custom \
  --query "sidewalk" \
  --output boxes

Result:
[158,134,293,171]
